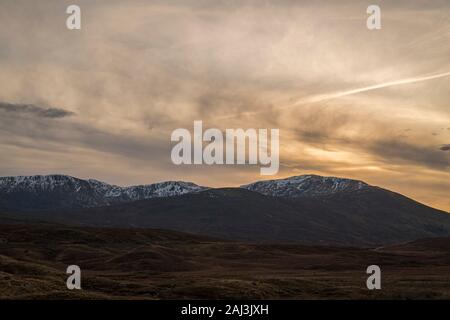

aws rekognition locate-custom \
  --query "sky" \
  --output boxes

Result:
[0,0,449,211]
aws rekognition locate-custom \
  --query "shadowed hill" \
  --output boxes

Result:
[7,187,450,247]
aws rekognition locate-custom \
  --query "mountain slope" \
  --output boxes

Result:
[1,174,449,246]
[9,187,450,246]
[0,175,205,211]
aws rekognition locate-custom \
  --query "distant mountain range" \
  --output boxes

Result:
[0,174,205,211]
[1,174,450,246]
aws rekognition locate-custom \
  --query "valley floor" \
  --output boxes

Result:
[0,224,449,299]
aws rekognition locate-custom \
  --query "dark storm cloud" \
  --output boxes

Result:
[440,144,450,151]
[370,140,450,169]
[0,102,74,119]
[0,113,168,164]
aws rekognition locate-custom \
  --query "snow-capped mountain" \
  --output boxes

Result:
[241,174,370,198]
[0,175,205,211]
[1,174,450,246]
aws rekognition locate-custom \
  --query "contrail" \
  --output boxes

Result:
[217,71,450,120]
[297,71,450,105]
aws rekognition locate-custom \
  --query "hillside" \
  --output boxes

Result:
[0,223,449,299]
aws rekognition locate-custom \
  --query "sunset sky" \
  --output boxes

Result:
[0,0,449,211]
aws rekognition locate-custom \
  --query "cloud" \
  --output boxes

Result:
[369,140,450,170]
[440,144,450,151]
[0,0,449,211]
[0,102,74,119]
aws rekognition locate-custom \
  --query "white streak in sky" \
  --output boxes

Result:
[219,71,450,120]
[296,71,450,105]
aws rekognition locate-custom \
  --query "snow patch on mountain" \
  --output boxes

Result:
[241,174,369,198]
[0,175,206,208]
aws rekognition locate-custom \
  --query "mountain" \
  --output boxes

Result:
[0,175,205,211]
[0,174,370,211]
[1,174,450,246]
[7,186,450,247]
[241,175,369,198]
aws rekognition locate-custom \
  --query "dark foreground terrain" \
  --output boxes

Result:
[0,223,449,299]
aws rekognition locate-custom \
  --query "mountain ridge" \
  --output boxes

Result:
[0,174,206,211]
[2,186,449,247]
[1,174,450,246]
[0,173,449,214]
[241,174,371,198]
